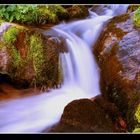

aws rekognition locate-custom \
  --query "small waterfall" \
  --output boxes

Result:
[0,5,129,133]
[60,52,74,84]
[54,29,100,94]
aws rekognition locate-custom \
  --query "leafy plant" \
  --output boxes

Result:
[0,5,68,24]
[133,7,140,27]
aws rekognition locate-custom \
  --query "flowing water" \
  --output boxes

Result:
[0,5,128,133]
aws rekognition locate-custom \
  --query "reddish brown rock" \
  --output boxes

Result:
[93,13,140,131]
[127,5,139,13]
[0,23,66,89]
[45,96,126,133]
[67,5,89,19]
[0,82,40,101]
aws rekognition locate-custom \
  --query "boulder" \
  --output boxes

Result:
[127,5,139,13]
[0,22,66,89]
[93,12,140,131]
[67,5,89,19]
[46,96,126,133]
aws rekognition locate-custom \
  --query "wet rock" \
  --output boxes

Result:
[46,96,126,133]
[67,5,89,19]
[0,22,66,89]
[93,12,140,131]
[127,5,139,13]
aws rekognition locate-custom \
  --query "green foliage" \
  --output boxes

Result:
[28,33,45,83]
[1,23,63,88]
[10,45,22,68]
[0,41,4,49]
[0,5,68,24]
[3,26,20,44]
[3,26,24,68]
[0,18,5,25]
[135,104,140,123]
[133,7,140,27]
[0,5,38,23]
[132,128,140,133]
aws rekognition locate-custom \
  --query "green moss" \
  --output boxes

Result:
[135,104,140,123]
[2,26,25,69]
[132,128,140,133]
[1,24,63,88]
[133,7,140,27]
[58,55,63,84]
[3,26,20,44]
[28,33,45,84]
[11,45,23,68]
[0,18,5,25]
[0,41,4,49]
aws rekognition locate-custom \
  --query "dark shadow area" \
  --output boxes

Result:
[0,73,12,84]
[0,73,30,89]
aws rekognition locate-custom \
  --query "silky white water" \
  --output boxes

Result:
[0,5,128,133]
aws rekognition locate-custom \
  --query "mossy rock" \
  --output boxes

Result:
[0,23,65,89]
[132,127,140,133]
[93,12,140,132]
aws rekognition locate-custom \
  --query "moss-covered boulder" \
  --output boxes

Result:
[66,5,89,19]
[93,12,140,132]
[0,22,66,89]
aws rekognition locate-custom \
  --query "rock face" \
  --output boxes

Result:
[46,96,126,133]
[93,13,140,131]
[127,5,139,13]
[0,22,66,89]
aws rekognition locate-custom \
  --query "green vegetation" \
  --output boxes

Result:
[3,26,20,44]
[135,104,140,123]
[133,7,140,27]
[132,128,140,133]
[3,26,24,69]
[0,19,5,25]
[10,45,22,68]
[0,5,68,24]
[28,33,44,84]
[0,41,4,49]
[0,5,89,88]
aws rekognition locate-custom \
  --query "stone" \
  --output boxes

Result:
[93,12,140,131]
